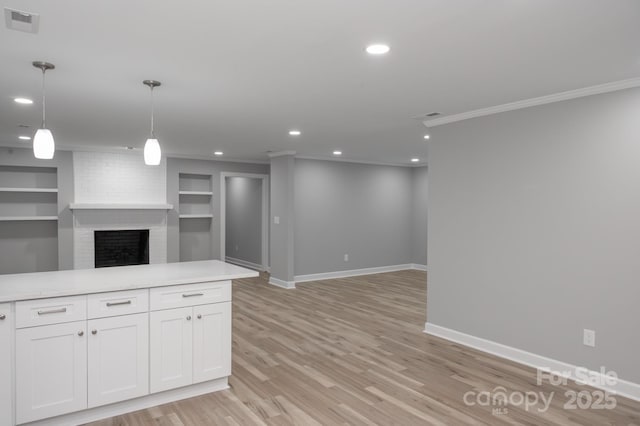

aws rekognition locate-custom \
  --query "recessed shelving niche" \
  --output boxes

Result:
[0,165,59,273]
[178,173,213,262]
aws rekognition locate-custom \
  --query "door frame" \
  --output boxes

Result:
[220,172,269,271]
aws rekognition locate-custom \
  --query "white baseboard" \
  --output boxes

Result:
[26,378,229,426]
[268,276,296,289]
[225,256,264,272]
[411,263,427,271]
[424,323,640,402]
[295,263,425,283]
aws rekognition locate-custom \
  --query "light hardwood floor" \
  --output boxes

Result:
[88,270,640,425]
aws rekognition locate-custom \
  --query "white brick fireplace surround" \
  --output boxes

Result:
[72,151,168,269]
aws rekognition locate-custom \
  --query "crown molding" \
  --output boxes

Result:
[267,150,296,158]
[423,77,640,128]
[296,155,426,168]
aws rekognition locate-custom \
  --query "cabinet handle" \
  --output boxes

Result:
[197,314,202,319]
[182,293,204,298]
[0,314,5,320]
[78,331,84,337]
[37,307,67,315]
[92,330,98,335]
[186,315,192,321]
[106,300,132,307]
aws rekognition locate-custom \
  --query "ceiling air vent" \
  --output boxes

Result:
[4,8,40,33]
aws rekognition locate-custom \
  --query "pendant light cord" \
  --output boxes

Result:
[150,85,155,138]
[41,68,46,128]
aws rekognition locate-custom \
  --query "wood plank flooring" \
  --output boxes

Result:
[88,270,640,425]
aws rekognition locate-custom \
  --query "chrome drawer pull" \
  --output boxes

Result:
[182,293,204,298]
[0,314,5,320]
[106,300,132,307]
[37,307,67,315]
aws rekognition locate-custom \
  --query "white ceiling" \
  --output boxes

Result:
[1,0,639,165]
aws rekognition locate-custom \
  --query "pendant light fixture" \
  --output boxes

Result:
[142,80,162,166]
[32,61,56,159]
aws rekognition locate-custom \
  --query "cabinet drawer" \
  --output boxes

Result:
[16,296,87,328]
[88,289,149,319]
[150,281,231,311]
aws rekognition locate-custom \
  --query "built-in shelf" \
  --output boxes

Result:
[0,216,58,221]
[179,214,213,219]
[0,187,58,193]
[69,203,174,210]
[179,191,213,196]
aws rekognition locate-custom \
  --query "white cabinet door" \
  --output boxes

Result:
[0,304,13,426]
[88,313,149,408]
[16,321,87,424]
[193,302,231,383]
[150,307,193,393]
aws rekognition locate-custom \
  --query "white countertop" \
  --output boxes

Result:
[0,260,259,303]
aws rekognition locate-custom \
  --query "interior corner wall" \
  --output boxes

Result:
[0,147,74,271]
[294,159,414,276]
[269,155,295,282]
[427,87,640,384]
[411,166,428,266]
[166,157,269,263]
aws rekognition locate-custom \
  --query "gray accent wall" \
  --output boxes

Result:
[0,147,74,272]
[427,87,640,383]
[166,157,269,263]
[225,176,263,265]
[412,166,428,266]
[294,159,414,276]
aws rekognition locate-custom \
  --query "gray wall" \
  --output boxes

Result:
[412,166,428,266]
[166,157,269,263]
[0,147,74,272]
[269,155,295,282]
[427,87,640,384]
[294,159,414,276]
[225,176,262,265]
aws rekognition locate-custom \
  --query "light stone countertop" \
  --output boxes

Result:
[0,260,259,303]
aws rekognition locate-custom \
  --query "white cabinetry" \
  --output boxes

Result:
[15,321,87,424]
[88,313,149,408]
[150,307,193,393]
[193,303,231,383]
[0,303,13,426]
[149,281,231,394]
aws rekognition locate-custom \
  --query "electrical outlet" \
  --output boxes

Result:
[273,216,280,224]
[583,329,595,347]
[344,254,349,262]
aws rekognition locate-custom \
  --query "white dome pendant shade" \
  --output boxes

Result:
[144,138,161,166]
[32,61,56,160]
[33,129,55,159]
[142,80,162,166]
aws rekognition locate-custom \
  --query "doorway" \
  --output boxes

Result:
[220,172,269,271]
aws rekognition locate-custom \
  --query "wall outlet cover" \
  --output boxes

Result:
[583,329,596,347]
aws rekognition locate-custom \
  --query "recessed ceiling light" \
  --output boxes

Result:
[411,158,420,163]
[423,134,430,140]
[365,44,390,55]
[18,135,31,141]
[288,130,301,136]
[333,150,342,156]
[14,97,33,104]
[214,151,223,156]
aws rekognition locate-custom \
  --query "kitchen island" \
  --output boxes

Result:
[0,260,258,426]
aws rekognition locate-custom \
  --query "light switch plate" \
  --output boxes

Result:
[274,216,280,224]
